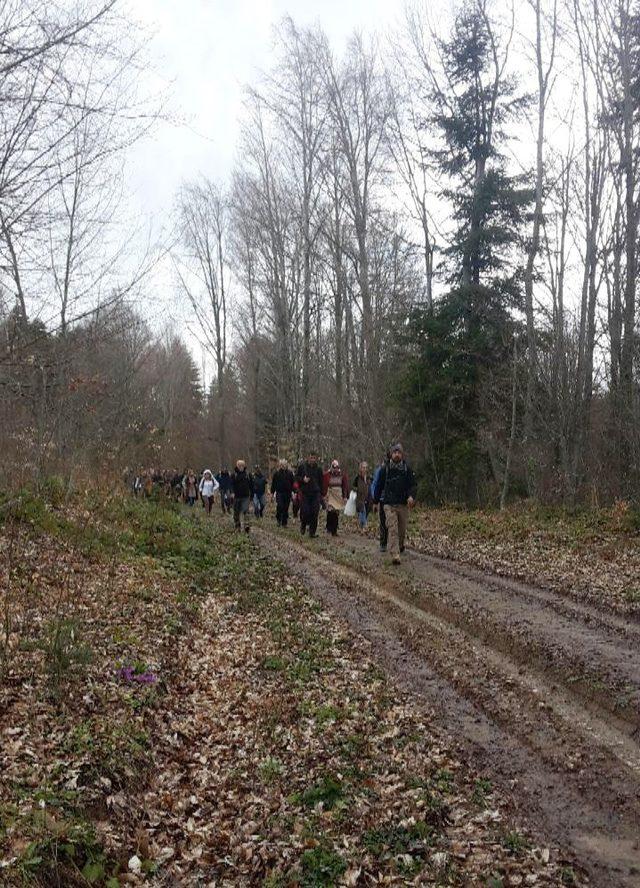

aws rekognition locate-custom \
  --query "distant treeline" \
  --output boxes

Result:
[2,0,640,507]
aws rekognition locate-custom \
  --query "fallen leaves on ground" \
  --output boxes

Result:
[0,492,586,885]
[406,502,640,616]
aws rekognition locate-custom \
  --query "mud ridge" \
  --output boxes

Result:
[320,532,640,729]
[255,526,640,888]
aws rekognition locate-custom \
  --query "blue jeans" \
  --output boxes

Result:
[358,509,368,529]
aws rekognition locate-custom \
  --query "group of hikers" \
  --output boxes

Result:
[131,443,417,563]
[132,464,269,519]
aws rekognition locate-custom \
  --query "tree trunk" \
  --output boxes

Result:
[501,337,518,510]
[523,0,556,497]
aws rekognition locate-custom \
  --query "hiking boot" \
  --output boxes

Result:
[392,555,401,565]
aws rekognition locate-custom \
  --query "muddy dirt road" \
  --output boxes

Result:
[255,522,640,887]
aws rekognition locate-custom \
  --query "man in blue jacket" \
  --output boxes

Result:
[373,443,417,564]
[371,450,390,552]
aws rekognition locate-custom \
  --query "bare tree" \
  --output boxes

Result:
[0,0,158,326]
[319,32,391,420]
[175,179,229,464]
[590,0,640,493]
[390,9,450,311]
[522,0,558,496]
[250,17,326,444]
[229,172,263,462]
[565,0,608,502]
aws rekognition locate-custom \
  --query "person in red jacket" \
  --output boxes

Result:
[323,459,349,536]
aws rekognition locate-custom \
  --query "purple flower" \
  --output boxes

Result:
[118,666,135,682]
[117,665,158,685]
[134,672,157,684]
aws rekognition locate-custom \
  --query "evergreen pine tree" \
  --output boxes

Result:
[400,0,533,501]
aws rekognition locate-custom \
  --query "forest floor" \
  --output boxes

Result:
[406,503,640,618]
[254,503,640,888]
[0,490,637,886]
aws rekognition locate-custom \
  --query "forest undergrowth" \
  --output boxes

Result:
[0,488,586,885]
[406,501,640,616]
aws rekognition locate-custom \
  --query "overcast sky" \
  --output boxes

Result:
[121,0,568,366]
[129,0,399,223]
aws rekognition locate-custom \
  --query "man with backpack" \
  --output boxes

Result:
[373,443,417,564]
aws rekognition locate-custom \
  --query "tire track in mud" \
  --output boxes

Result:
[351,537,640,730]
[255,525,640,888]
[263,528,640,776]
[406,545,640,635]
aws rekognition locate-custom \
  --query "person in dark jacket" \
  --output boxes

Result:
[184,469,198,507]
[251,466,268,518]
[271,459,295,526]
[217,468,233,514]
[231,460,254,532]
[373,443,417,564]
[296,452,324,537]
[171,470,183,501]
[371,451,390,551]
[292,478,301,518]
[352,461,373,531]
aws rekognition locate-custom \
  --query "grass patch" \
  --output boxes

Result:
[61,718,150,791]
[502,829,528,856]
[4,786,118,886]
[259,756,284,783]
[306,703,342,725]
[472,777,493,808]
[262,654,287,672]
[299,845,346,887]
[293,776,344,811]
[16,817,112,885]
[1,488,62,534]
[39,618,93,693]
[362,819,433,858]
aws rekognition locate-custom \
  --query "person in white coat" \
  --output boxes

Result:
[199,469,219,515]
